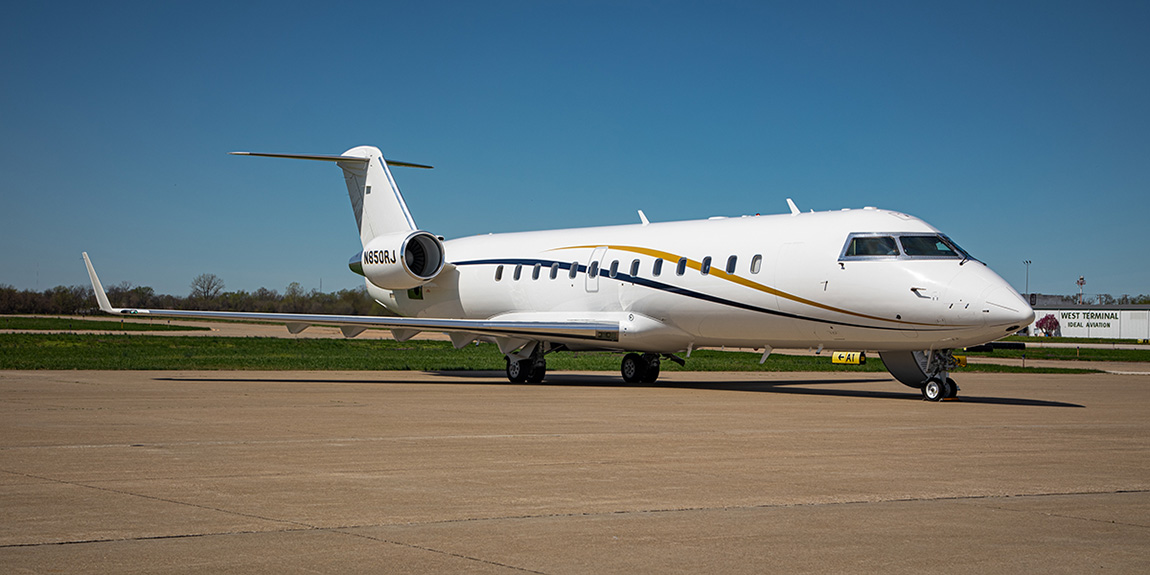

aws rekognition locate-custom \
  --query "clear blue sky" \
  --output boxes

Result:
[3,1,1147,299]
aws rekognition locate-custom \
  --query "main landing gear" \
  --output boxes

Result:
[506,355,546,383]
[621,353,662,384]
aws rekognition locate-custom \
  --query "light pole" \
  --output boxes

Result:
[1023,260,1031,300]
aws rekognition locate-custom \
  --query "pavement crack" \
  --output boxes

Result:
[335,529,548,574]
[2,469,313,530]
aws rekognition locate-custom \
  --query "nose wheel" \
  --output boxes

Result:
[922,377,959,401]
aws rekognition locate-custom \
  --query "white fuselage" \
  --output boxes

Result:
[367,207,1034,354]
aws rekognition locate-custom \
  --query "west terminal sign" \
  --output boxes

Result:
[1030,308,1150,339]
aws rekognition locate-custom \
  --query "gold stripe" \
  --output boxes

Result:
[552,244,937,327]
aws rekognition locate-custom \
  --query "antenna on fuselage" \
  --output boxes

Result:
[786,198,800,215]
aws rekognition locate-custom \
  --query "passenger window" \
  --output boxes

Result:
[589,261,599,278]
[550,263,559,279]
[569,262,578,279]
[652,259,663,276]
[532,263,541,280]
[726,255,737,274]
[846,236,900,257]
[495,265,504,281]
[700,256,711,275]
[676,257,687,276]
[750,255,762,274]
[609,260,619,278]
[630,259,640,277]
[514,264,522,280]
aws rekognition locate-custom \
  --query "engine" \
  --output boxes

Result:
[348,231,445,290]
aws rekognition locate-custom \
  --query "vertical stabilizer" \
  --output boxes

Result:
[337,146,418,246]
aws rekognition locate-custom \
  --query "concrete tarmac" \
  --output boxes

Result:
[2,370,1148,573]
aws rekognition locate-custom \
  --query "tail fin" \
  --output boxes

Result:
[230,146,432,247]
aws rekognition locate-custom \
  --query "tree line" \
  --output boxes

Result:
[3,275,1149,316]
[1,273,384,316]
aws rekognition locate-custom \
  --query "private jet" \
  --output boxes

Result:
[84,145,1034,401]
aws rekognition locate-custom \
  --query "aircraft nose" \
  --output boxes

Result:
[983,285,1035,330]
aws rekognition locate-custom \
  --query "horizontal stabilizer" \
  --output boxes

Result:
[230,151,432,169]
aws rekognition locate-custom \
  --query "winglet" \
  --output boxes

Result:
[786,198,800,215]
[82,252,118,313]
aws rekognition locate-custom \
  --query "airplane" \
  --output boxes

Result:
[83,145,1035,402]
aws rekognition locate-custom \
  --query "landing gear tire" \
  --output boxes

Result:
[621,353,647,384]
[527,360,546,384]
[506,357,531,384]
[923,378,946,402]
[640,354,661,384]
[945,377,958,399]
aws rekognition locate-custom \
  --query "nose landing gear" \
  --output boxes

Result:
[880,349,962,402]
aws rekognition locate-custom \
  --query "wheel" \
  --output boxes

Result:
[945,377,959,398]
[923,378,945,401]
[621,353,646,383]
[640,354,661,383]
[506,357,530,383]
[527,360,546,383]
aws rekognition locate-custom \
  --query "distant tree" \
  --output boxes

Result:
[1035,314,1060,337]
[189,274,225,300]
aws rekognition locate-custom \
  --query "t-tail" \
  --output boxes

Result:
[231,147,445,289]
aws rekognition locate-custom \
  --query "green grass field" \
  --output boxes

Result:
[963,346,1150,363]
[0,317,210,332]
[1004,335,1145,345]
[0,334,1099,373]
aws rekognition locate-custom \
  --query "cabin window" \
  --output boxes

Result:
[845,236,900,257]
[589,261,599,278]
[569,262,579,279]
[494,265,504,281]
[609,260,619,278]
[514,264,522,280]
[532,263,541,280]
[550,263,560,279]
[630,259,640,277]
[676,257,687,276]
[652,259,663,276]
[700,256,711,275]
[750,254,762,274]
[725,255,737,274]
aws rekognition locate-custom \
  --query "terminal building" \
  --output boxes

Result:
[1026,305,1150,339]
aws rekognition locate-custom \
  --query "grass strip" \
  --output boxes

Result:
[963,346,1150,362]
[0,334,1099,373]
[0,317,210,332]
[1003,335,1145,345]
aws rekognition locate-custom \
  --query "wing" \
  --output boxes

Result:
[82,253,619,353]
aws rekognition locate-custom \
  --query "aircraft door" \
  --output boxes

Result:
[585,246,607,293]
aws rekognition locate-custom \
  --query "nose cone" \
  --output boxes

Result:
[983,285,1035,331]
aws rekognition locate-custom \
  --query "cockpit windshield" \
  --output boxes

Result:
[845,236,900,257]
[840,233,975,261]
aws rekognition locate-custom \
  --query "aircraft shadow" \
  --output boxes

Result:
[157,372,1084,408]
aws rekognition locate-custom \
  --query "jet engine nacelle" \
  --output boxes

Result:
[353,231,445,290]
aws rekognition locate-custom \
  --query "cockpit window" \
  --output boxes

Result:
[900,235,958,257]
[840,233,976,261]
[845,236,900,257]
